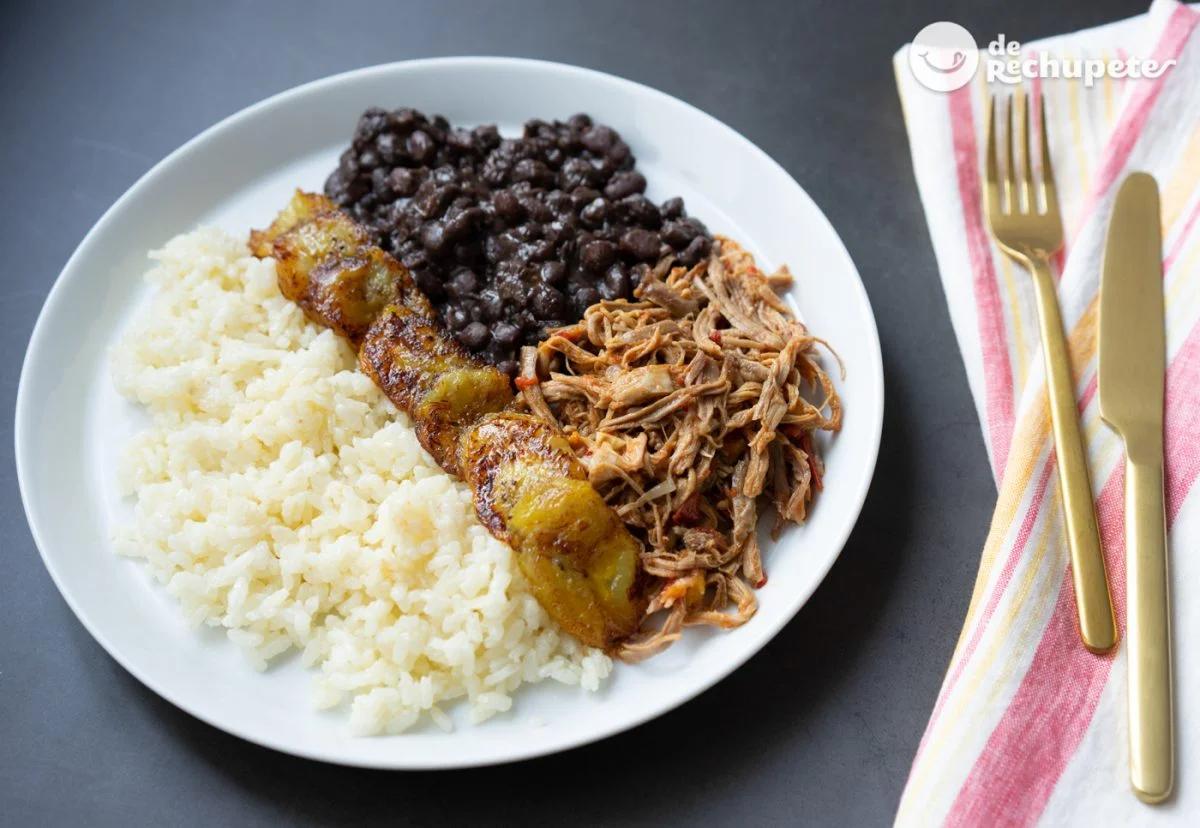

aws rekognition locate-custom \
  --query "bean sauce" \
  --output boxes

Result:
[325,108,711,372]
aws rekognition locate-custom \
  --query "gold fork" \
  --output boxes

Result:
[984,90,1117,653]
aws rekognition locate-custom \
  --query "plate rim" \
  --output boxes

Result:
[14,55,884,769]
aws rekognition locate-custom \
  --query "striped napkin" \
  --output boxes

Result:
[893,1,1200,824]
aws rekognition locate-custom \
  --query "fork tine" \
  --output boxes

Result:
[1018,88,1035,213]
[1039,93,1059,217]
[985,95,1002,221]
[1004,94,1016,214]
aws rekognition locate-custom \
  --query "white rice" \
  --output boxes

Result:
[110,227,610,735]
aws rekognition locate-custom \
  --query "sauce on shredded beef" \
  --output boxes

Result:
[516,237,842,659]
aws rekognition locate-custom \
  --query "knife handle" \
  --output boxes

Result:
[1029,257,1118,653]
[1125,454,1173,803]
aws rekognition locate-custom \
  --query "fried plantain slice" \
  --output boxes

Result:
[253,192,645,649]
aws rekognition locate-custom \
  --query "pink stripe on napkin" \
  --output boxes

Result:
[949,87,1016,476]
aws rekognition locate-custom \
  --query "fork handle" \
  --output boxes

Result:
[1029,255,1118,653]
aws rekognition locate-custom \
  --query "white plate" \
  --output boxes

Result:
[15,58,883,769]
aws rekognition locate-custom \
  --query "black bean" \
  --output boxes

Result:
[620,228,661,262]
[580,239,617,273]
[443,207,481,242]
[573,285,601,314]
[375,132,398,165]
[622,195,660,227]
[522,238,555,262]
[492,321,521,347]
[447,128,474,152]
[602,264,631,299]
[515,308,538,330]
[573,197,602,228]
[413,181,456,219]
[400,247,428,271]
[492,190,524,223]
[479,288,505,321]
[358,149,380,170]
[507,224,538,246]
[571,186,601,208]
[353,108,388,149]
[661,219,695,249]
[545,216,577,245]
[495,269,526,303]
[512,158,553,186]
[444,305,470,330]
[407,130,435,164]
[458,322,490,349]
[420,221,448,254]
[338,148,360,175]
[604,170,646,200]
[472,123,500,149]
[581,125,616,153]
[519,196,553,223]
[542,190,569,218]
[396,209,424,235]
[679,235,712,266]
[531,283,568,318]
[388,108,418,132]
[388,168,420,197]
[370,167,394,197]
[446,268,479,298]
[567,113,592,131]
[484,234,516,264]
[537,286,568,319]
[660,196,684,220]
[539,261,566,285]
[325,170,365,205]
[463,298,485,323]
[431,164,459,185]
[583,194,609,226]
[560,157,597,190]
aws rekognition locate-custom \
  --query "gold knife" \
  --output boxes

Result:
[1098,172,1172,804]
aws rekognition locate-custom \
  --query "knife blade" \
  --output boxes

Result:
[1099,173,1166,430]
[1098,171,1172,804]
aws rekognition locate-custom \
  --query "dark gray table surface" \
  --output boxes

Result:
[0,1,1145,825]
